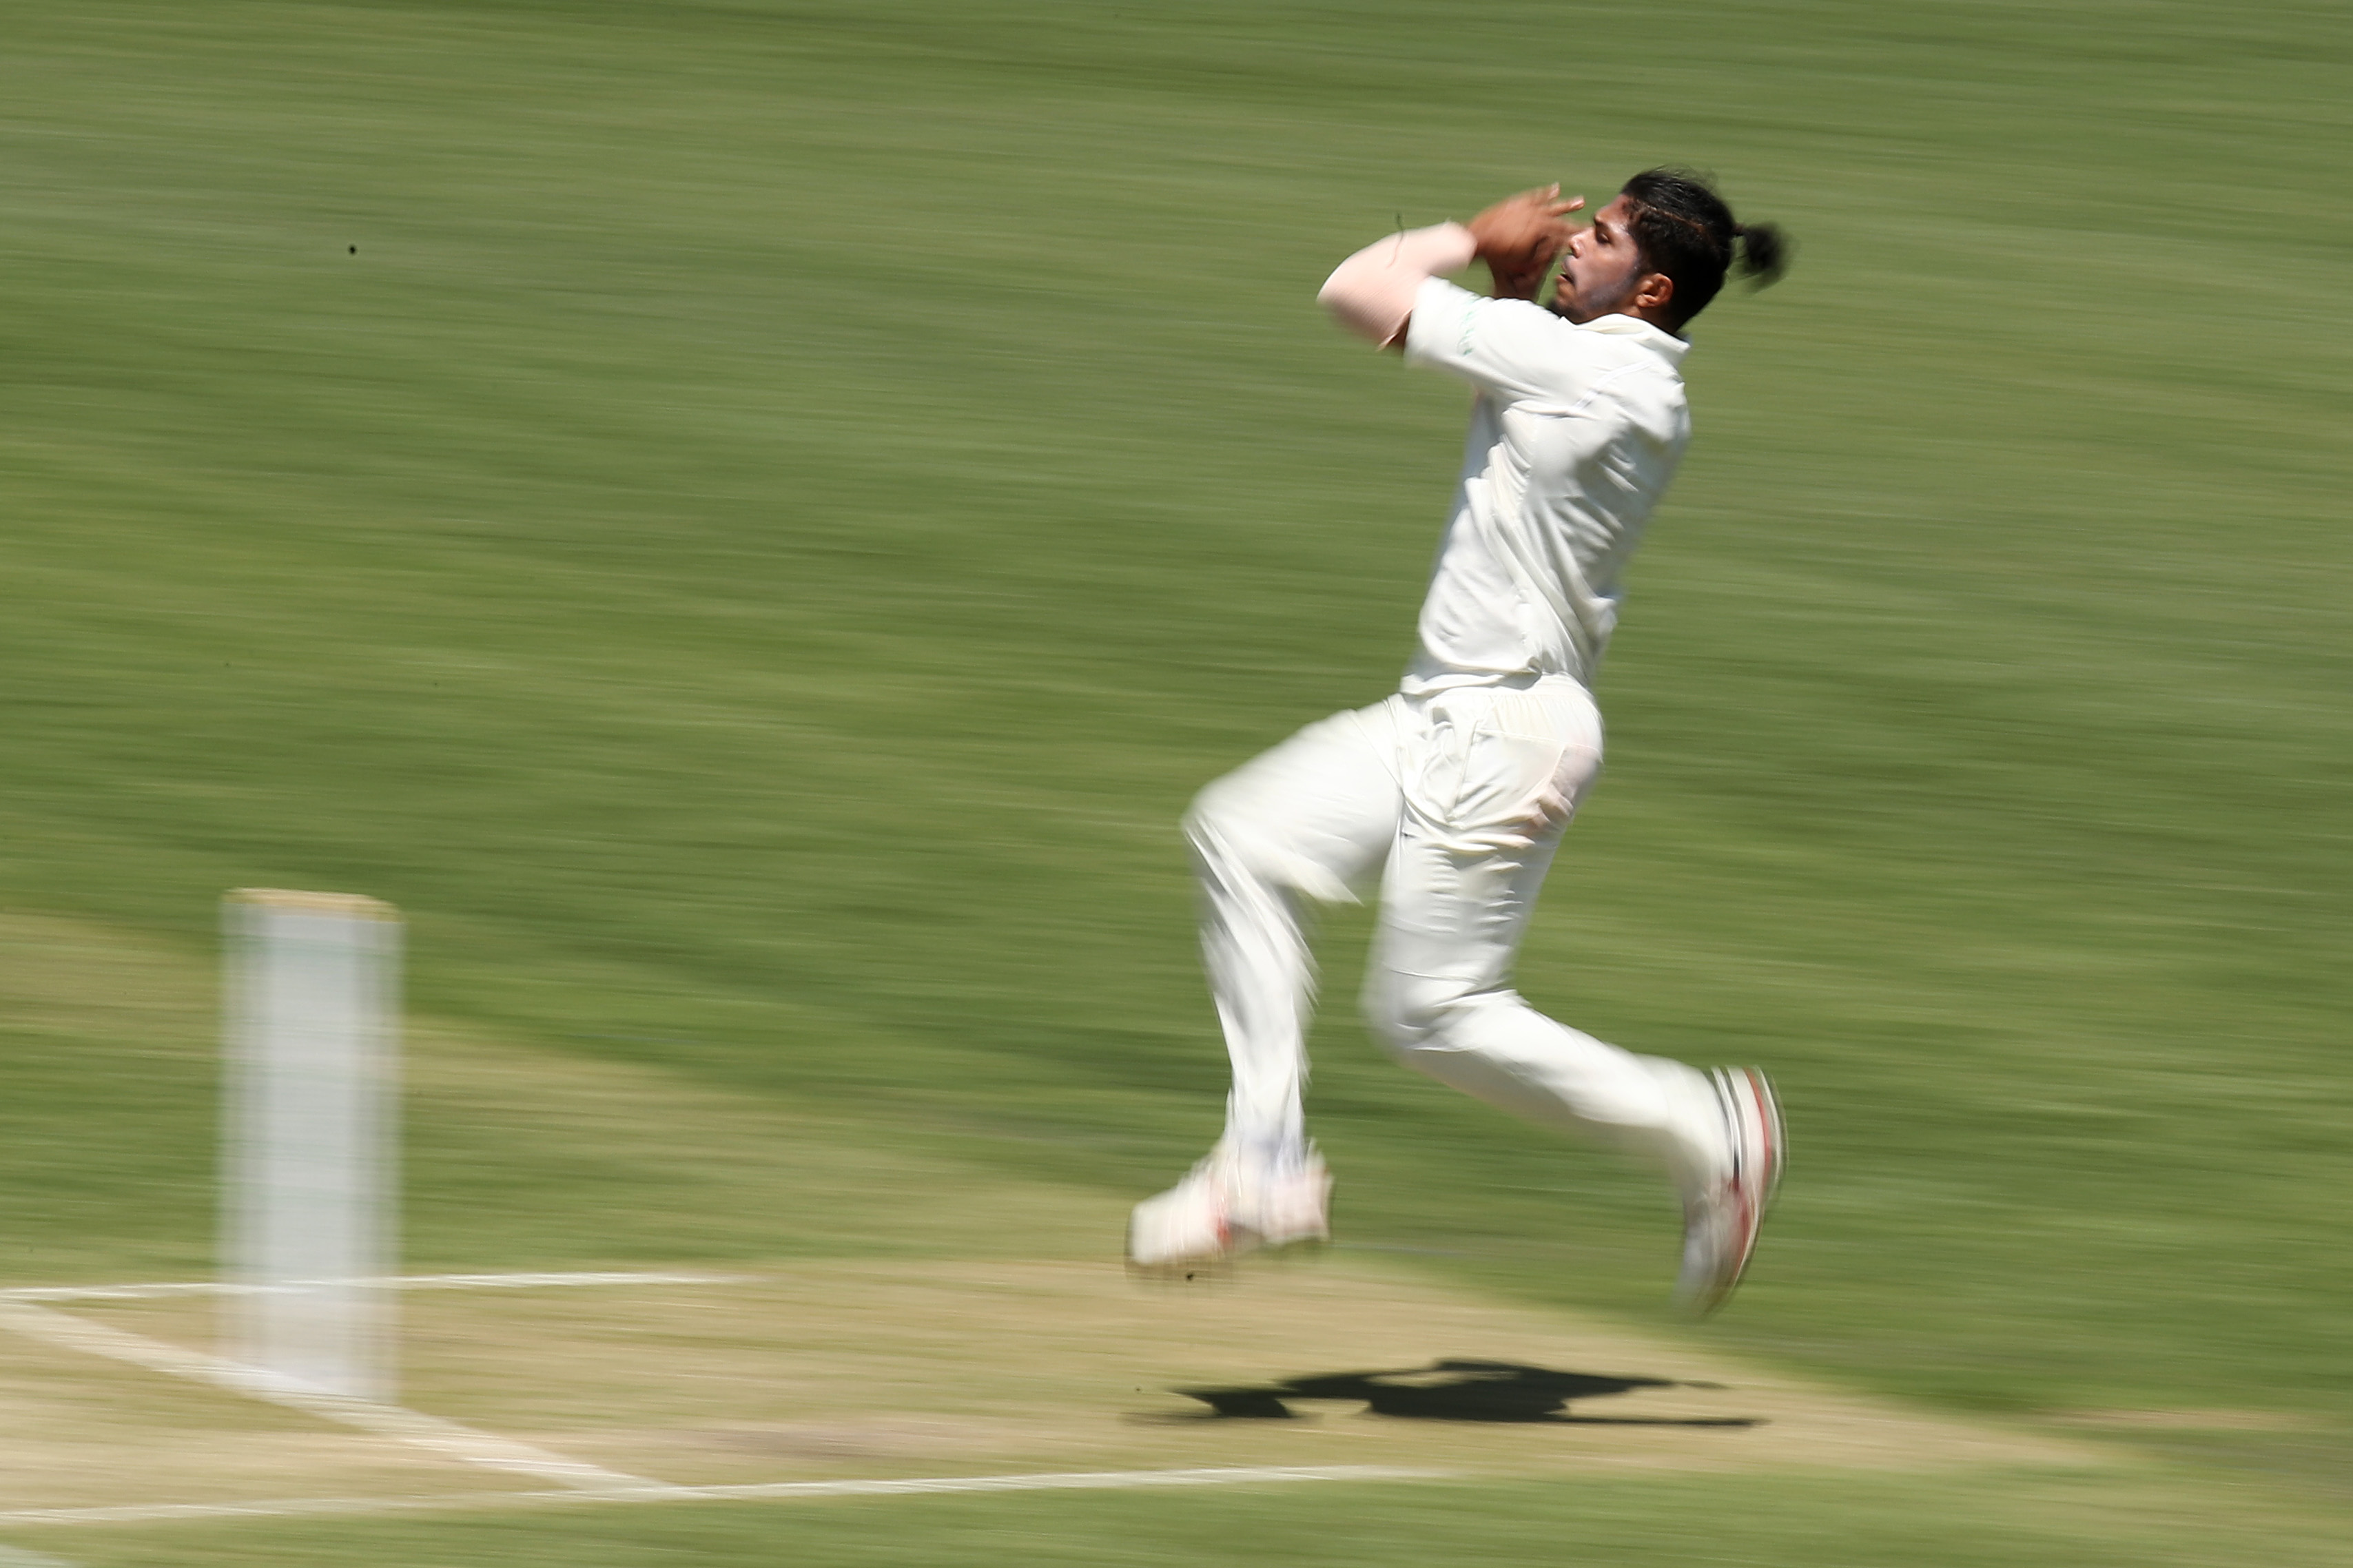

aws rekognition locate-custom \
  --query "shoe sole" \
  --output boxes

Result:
[1687,1067,1783,1317]
[1734,1066,1785,1208]
[1729,1068,1783,1283]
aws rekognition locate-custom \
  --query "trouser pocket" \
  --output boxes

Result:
[1408,682,1602,846]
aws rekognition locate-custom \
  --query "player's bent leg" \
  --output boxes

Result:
[1132,701,1402,1272]
[1183,799,1317,1174]
[1366,952,1782,1312]
[1364,965,1729,1193]
[1366,676,1785,1309]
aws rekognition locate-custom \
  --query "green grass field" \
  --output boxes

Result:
[2,1,2348,1561]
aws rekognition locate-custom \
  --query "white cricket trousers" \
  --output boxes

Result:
[1186,676,1727,1195]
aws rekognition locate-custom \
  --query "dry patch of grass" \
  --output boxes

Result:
[34,1259,2089,1513]
[2045,1409,2328,1432]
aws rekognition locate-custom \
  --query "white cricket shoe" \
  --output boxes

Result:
[1127,1143,1331,1275]
[1675,1067,1785,1317]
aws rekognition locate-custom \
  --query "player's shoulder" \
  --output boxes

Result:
[1569,313,1685,364]
[1408,286,1685,421]
[1559,322,1688,444]
[1494,302,1676,374]
[1508,320,1683,425]
[1570,320,1688,396]
[1419,278,1558,331]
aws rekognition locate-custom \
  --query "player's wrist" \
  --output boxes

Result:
[1403,222,1478,276]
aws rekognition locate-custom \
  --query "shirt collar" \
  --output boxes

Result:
[1577,312,1692,364]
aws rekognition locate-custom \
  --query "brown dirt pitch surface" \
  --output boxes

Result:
[0,1260,2086,1519]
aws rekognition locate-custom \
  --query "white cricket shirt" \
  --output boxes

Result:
[1399,276,1692,694]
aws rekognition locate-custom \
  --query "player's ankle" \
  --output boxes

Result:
[1221,1132,1309,1184]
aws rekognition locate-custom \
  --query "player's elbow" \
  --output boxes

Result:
[1319,265,1410,347]
[1314,269,1360,317]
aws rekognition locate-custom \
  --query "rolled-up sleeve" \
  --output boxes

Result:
[1317,223,1477,348]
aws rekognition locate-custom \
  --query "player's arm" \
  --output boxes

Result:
[1317,223,1475,349]
[1317,186,1583,349]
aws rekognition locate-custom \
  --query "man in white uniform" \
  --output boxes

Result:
[1129,171,1790,1314]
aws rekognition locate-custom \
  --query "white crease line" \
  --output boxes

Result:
[0,1300,680,1498]
[359,1272,744,1293]
[690,1465,1448,1500]
[0,1272,741,1303]
[0,1466,1443,1527]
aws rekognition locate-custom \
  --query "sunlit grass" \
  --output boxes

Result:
[0,2,2345,1560]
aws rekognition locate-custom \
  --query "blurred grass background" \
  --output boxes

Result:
[1,0,2347,1561]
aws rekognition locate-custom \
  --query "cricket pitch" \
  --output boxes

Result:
[0,1258,2088,1522]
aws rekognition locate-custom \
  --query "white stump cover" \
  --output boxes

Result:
[221,889,400,1399]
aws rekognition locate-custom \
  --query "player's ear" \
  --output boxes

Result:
[1634,271,1676,313]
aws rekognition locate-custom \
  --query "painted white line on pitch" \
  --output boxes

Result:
[684,1465,1448,1501]
[0,1466,1443,1528]
[357,1271,745,1293]
[0,1271,741,1304]
[0,1300,684,1498]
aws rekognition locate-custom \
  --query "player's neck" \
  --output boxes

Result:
[1554,300,1681,334]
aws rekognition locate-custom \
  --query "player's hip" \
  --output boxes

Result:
[1388,675,1603,840]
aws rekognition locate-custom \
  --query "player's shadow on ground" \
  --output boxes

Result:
[1140,1358,1760,1426]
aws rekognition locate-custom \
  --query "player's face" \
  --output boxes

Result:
[1553,195,1655,324]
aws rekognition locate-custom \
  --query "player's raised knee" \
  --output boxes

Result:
[1363,967,1481,1057]
[1184,773,1325,893]
[1182,769,1257,850]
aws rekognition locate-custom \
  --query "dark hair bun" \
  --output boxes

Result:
[1734,222,1789,287]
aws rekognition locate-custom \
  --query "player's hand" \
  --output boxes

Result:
[1468,184,1584,300]
[1494,776,1578,851]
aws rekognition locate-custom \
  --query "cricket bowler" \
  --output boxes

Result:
[1129,169,1790,1314]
